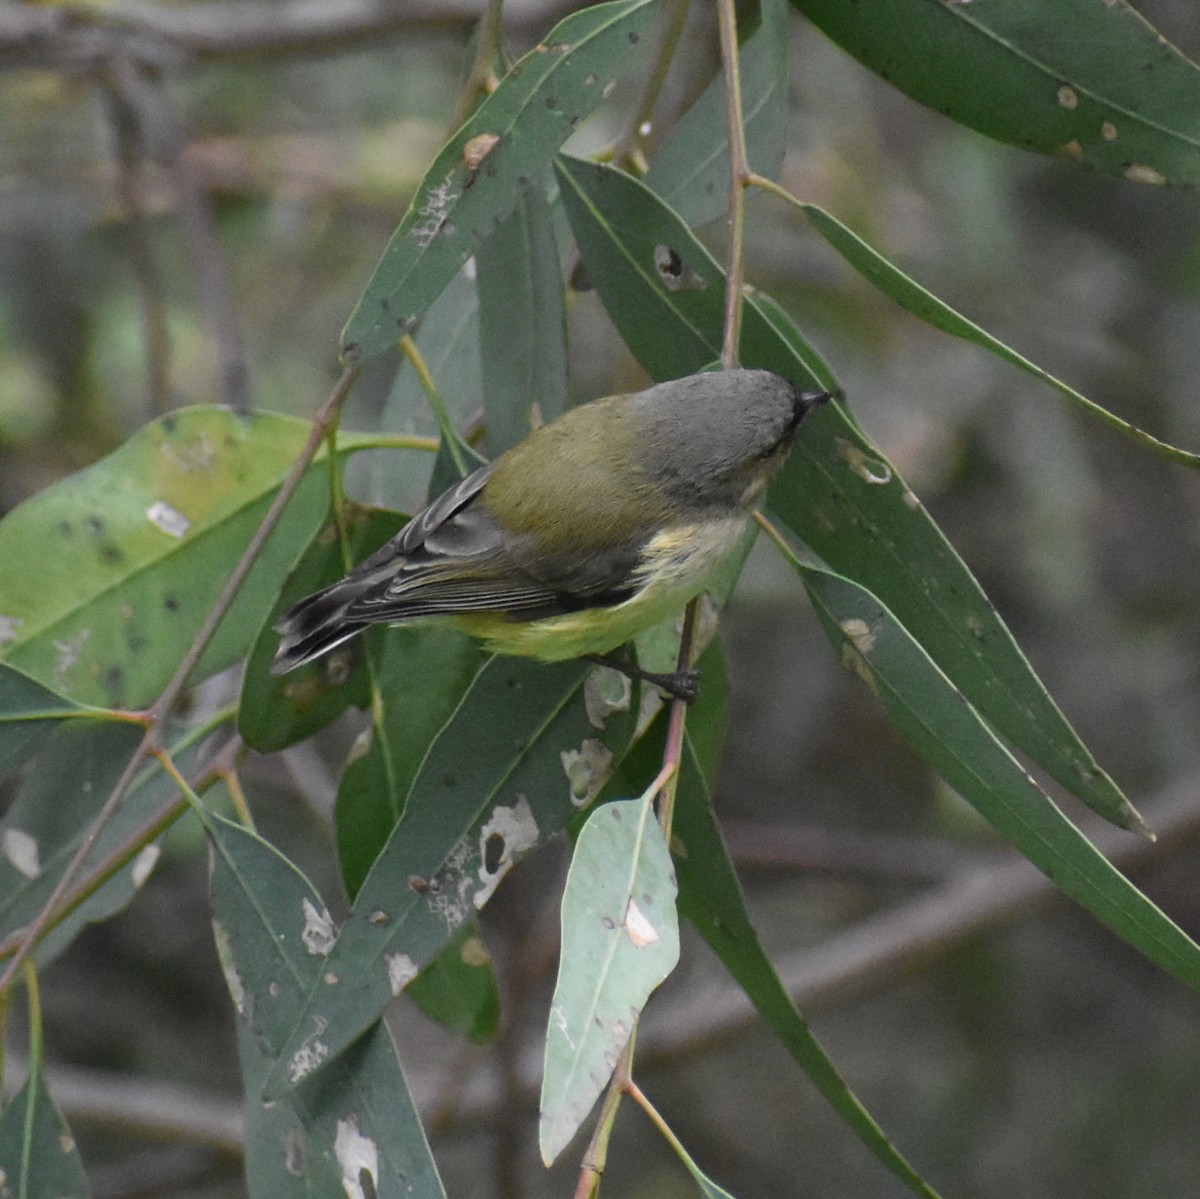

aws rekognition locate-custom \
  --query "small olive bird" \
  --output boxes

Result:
[272,369,829,697]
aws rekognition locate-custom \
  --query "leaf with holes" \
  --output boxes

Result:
[207,814,446,1199]
[262,655,640,1100]
[793,0,1200,185]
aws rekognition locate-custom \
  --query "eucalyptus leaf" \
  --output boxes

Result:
[0,664,83,779]
[797,201,1200,470]
[0,408,373,709]
[794,558,1200,989]
[793,0,1200,186]
[0,721,191,968]
[0,1077,89,1199]
[477,178,570,455]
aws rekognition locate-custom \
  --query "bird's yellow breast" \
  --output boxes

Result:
[452,514,749,660]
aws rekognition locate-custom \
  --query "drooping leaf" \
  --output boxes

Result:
[207,814,446,1199]
[340,0,661,363]
[797,201,1200,469]
[263,656,640,1099]
[554,153,1145,834]
[539,794,679,1165]
[792,557,1200,990]
[0,407,372,709]
[476,177,570,455]
[792,0,1200,186]
[645,0,790,227]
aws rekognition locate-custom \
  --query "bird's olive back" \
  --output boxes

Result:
[482,369,801,551]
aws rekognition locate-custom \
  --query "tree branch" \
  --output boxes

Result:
[0,0,567,72]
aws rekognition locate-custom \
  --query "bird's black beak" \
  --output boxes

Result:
[789,385,839,432]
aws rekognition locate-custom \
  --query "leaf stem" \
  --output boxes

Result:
[400,334,481,478]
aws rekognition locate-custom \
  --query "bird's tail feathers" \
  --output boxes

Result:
[270,583,366,675]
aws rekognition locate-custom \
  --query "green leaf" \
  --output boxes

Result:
[555,153,1146,835]
[794,559,1200,990]
[0,720,190,967]
[0,664,83,779]
[476,178,570,455]
[539,794,679,1165]
[263,656,640,1099]
[0,1078,89,1199]
[792,0,1200,186]
[644,0,790,228]
[406,916,500,1044]
[797,201,1200,470]
[0,407,369,709]
[340,0,661,364]
[207,814,446,1199]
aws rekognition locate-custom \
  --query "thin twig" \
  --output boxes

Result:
[716,0,749,369]
[0,367,358,993]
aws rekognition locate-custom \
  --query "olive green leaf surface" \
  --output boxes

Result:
[340,0,661,364]
[539,794,679,1165]
[263,656,640,1098]
[554,153,1146,836]
[792,0,1200,186]
[208,813,446,1199]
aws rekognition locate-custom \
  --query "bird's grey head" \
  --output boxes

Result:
[632,369,825,508]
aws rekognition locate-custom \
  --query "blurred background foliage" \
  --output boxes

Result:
[3,1,1200,1196]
